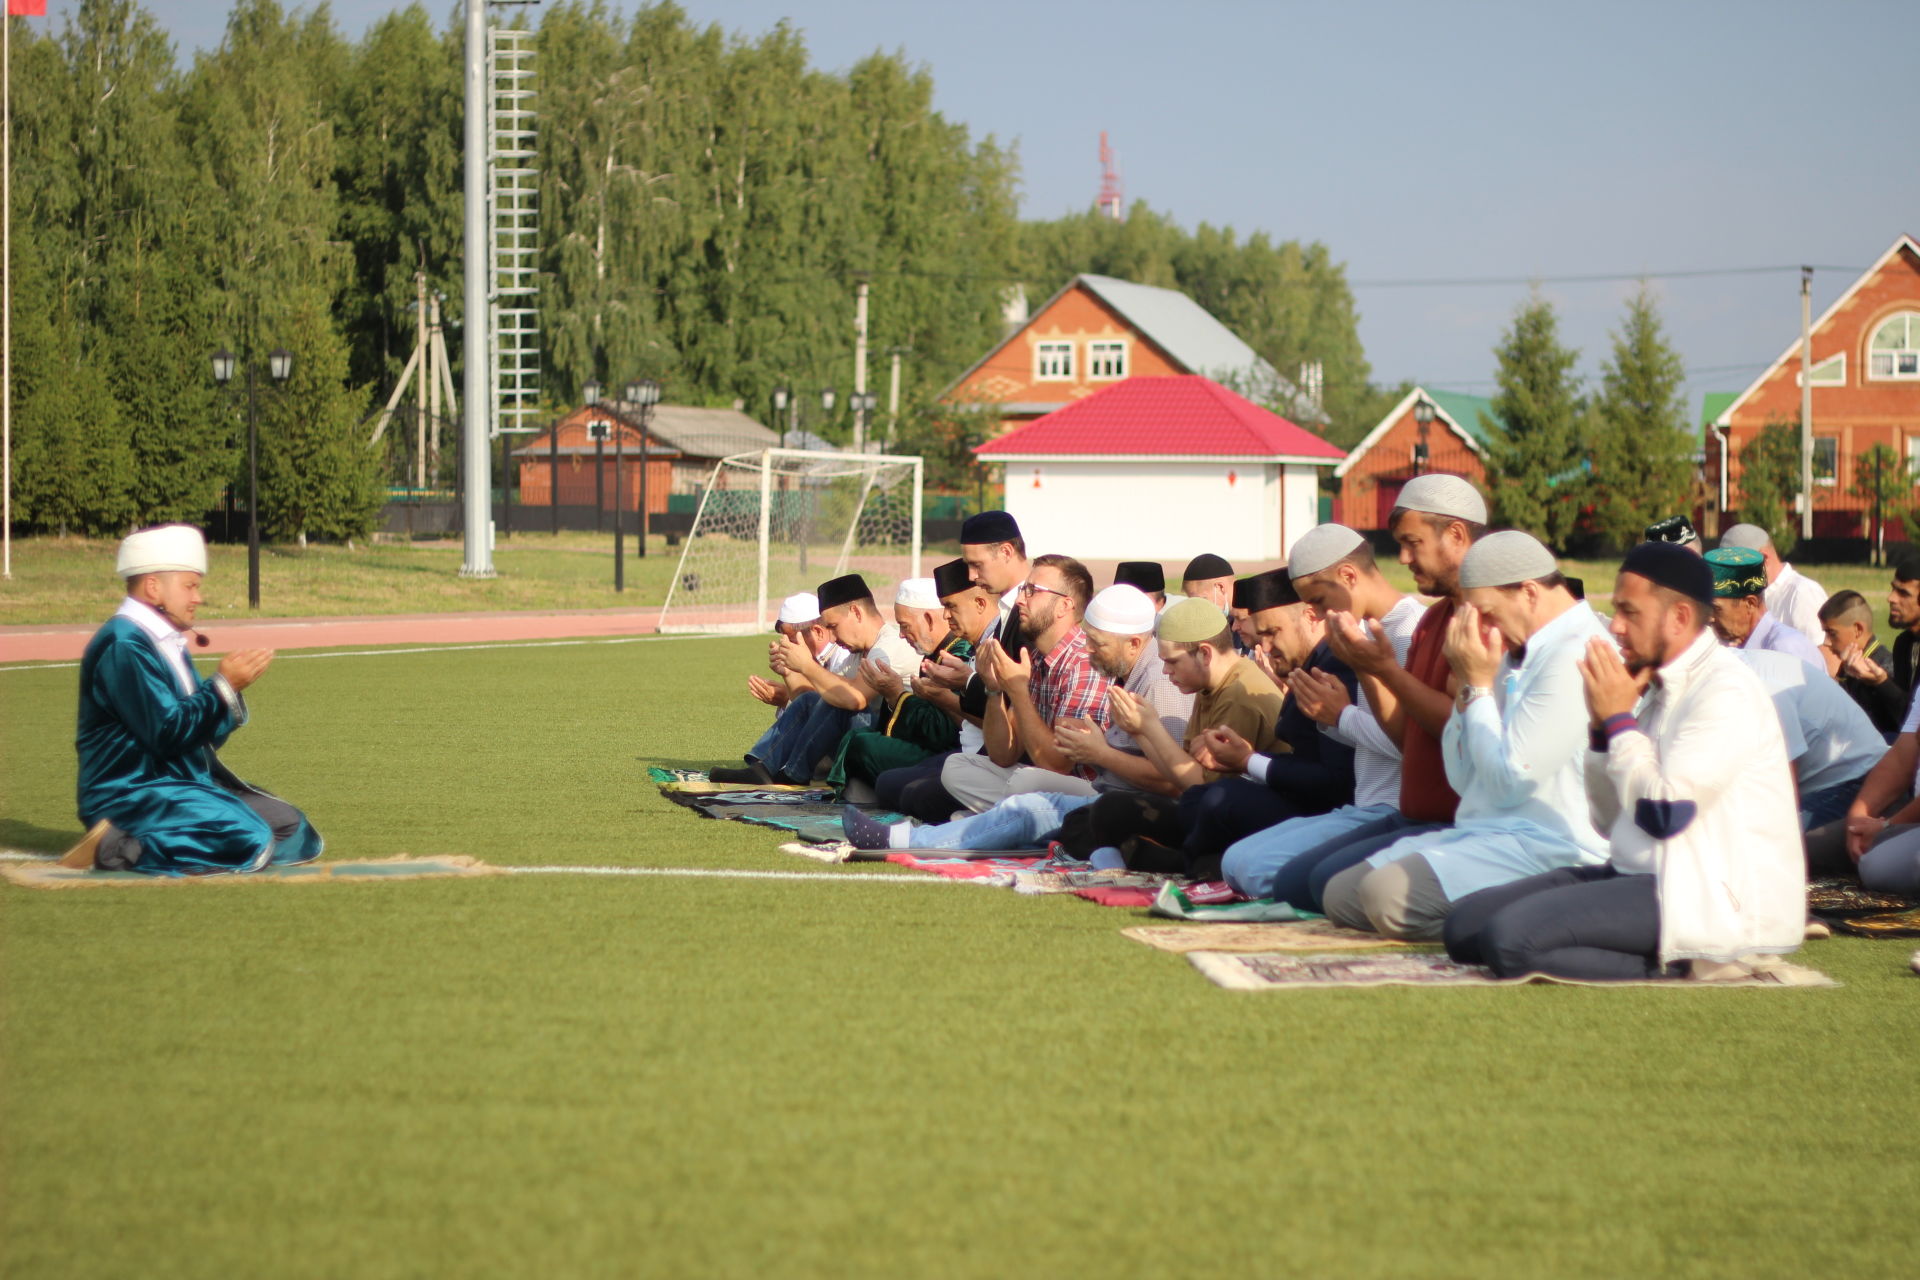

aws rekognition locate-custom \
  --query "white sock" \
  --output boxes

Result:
[888,824,910,850]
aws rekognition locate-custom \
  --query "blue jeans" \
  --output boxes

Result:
[1799,772,1870,832]
[908,791,1095,851]
[748,692,871,784]
[1220,803,1401,902]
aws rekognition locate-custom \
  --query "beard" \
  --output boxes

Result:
[1019,600,1053,640]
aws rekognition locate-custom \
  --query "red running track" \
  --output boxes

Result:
[0,608,663,664]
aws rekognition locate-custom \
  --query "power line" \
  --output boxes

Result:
[1348,265,1865,289]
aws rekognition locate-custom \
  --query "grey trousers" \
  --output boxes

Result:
[1321,853,1451,939]
[940,754,1090,815]
[1858,824,1920,896]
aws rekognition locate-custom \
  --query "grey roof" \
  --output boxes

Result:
[643,405,779,460]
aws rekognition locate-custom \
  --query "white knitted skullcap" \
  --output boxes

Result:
[1084,584,1157,636]
[116,525,207,578]
[1287,524,1366,578]
[893,578,940,610]
[777,592,820,625]
[1394,473,1488,525]
[1717,523,1773,552]
[1460,530,1560,589]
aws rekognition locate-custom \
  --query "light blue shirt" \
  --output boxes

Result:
[1734,649,1886,794]
[1742,608,1824,669]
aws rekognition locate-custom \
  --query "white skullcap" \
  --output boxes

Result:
[1287,524,1366,578]
[1394,473,1488,525]
[116,524,207,578]
[1460,530,1560,589]
[894,578,940,610]
[1084,584,1157,636]
[1718,523,1773,552]
[777,592,821,625]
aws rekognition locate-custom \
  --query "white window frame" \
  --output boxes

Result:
[1867,312,1920,381]
[1906,435,1920,484]
[1033,340,1075,381]
[1812,435,1839,486]
[1795,351,1846,387]
[1086,339,1128,380]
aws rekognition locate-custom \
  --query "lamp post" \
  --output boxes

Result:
[211,345,293,610]
[625,378,662,560]
[1412,396,1435,476]
[583,379,606,536]
[849,391,877,455]
[772,385,790,449]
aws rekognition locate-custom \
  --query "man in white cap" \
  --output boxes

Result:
[1218,522,1426,904]
[827,578,973,798]
[1718,522,1828,646]
[1317,532,1611,939]
[840,583,1192,851]
[62,524,321,874]
[890,578,947,655]
[747,592,851,713]
[873,559,1000,821]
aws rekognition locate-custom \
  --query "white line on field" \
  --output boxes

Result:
[0,631,732,673]
[0,849,956,885]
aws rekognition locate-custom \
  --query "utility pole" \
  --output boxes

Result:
[887,348,904,449]
[414,272,428,488]
[852,277,870,453]
[1799,266,1814,542]
[460,0,493,577]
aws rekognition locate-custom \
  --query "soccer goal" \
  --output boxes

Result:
[657,449,924,634]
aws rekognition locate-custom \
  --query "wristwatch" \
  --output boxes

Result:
[1456,685,1493,711]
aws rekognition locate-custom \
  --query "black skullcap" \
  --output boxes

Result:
[1239,568,1298,612]
[1643,514,1699,546]
[1620,541,1713,608]
[1113,561,1166,594]
[1182,553,1234,582]
[816,573,873,612]
[959,510,1020,546]
[933,558,975,600]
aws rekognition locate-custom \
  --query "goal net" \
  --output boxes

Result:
[657,449,924,634]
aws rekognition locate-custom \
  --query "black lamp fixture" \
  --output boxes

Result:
[210,343,293,609]
[1412,395,1435,474]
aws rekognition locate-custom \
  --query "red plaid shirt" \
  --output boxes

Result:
[1030,625,1113,779]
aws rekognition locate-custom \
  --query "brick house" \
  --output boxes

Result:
[1332,387,1502,530]
[515,403,781,513]
[1704,234,1920,537]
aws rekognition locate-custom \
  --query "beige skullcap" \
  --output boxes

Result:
[116,524,207,578]
[1084,585,1157,636]
[1394,473,1488,525]
[1287,524,1366,578]
[1156,596,1230,644]
[1717,523,1773,552]
[1460,530,1560,589]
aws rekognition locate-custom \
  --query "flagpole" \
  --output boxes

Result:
[4,9,13,581]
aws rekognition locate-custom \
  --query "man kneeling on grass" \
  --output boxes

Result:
[828,578,975,797]
[713,573,919,785]
[840,584,1192,853]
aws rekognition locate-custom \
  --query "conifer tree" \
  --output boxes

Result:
[1485,295,1584,549]
[1587,288,1693,546]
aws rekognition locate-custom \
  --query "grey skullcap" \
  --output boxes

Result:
[1394,473,1488,525]
[1287,523,1366,578]
[1460,530,1560,589]
[1718,523,1773,552]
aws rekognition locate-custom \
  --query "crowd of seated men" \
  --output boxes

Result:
[711,487,1918,981]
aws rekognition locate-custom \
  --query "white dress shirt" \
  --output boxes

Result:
[1765,562,1828,646]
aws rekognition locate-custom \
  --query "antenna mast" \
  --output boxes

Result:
[1097,131,1123,221]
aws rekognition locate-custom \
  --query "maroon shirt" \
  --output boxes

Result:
[1398,598,1461,824]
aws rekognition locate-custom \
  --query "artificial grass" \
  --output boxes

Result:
[3,636,1918,1279]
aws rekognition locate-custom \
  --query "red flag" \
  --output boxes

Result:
[6,0,47,16]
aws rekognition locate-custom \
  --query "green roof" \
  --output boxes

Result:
[1427,389,1503,447]
[1700,392,1738,429]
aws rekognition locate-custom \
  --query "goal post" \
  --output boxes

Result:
[657,448,925,634]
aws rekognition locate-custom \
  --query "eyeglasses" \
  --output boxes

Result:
[1017,581,1069,600]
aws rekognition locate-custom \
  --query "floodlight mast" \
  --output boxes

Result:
[460,0,492,577]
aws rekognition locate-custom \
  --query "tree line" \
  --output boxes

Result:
[5,0,1389,541]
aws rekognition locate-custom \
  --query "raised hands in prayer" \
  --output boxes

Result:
[923,648,974,691]
[1053,715,1107,766]
[978,637,1031,693]
[1835,643,1886,684]
[860,655,904,702]
[1251,644,1280,684]
[772,632,816,675]
[1192,725,1253,775]
[1577,636,1648,727]
[1286,667,1350,726]
[1105,685,1147,735]
[1324,609,1396,676]
[747,674,784,706]
[1442,602,1503,690]
[216,648,273,692]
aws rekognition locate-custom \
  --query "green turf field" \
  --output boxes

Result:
[3,635,1917,1278]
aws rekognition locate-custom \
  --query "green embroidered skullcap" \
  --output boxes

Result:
[1705,547,1768,599]
[1156,596,1230,644]
[1460,530,1559,589]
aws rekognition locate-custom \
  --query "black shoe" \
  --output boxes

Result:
[841,804,898,851]
[710,761,776,785]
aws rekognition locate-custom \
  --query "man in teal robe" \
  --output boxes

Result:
[63,524,322,876]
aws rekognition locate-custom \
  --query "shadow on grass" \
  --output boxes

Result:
[0,818,77,852]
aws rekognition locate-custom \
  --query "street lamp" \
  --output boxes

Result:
[625,377,662,563]
[772,386,791,449]
[849,391,877,455]
[211,344,294,609]
[1412,396,1435,475]
[582,379,607,536]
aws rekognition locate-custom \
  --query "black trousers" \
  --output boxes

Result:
[1179,778,1305,863]
[1443,865,1664,981]
[875,752,961,824]
[1056,790,1230,880]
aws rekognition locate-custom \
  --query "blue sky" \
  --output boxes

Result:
[48,0,1920,418]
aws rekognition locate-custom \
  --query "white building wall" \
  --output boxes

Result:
[1000,460,1315,561]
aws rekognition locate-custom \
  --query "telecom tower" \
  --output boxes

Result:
[461,2,542,578]
[1097,131,1123,221]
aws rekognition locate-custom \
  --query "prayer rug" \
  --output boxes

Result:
[646,766,814,794]
[1146,882,1314,922]
[1187,951,1838,991]
[881,852,1044,882]
[657,784,902,845]
[1122,922,1422,955]
[1808,877,1919,918]
[1833,907,1920,939]
[1014,868,1169,898]
[1,854,502,890]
